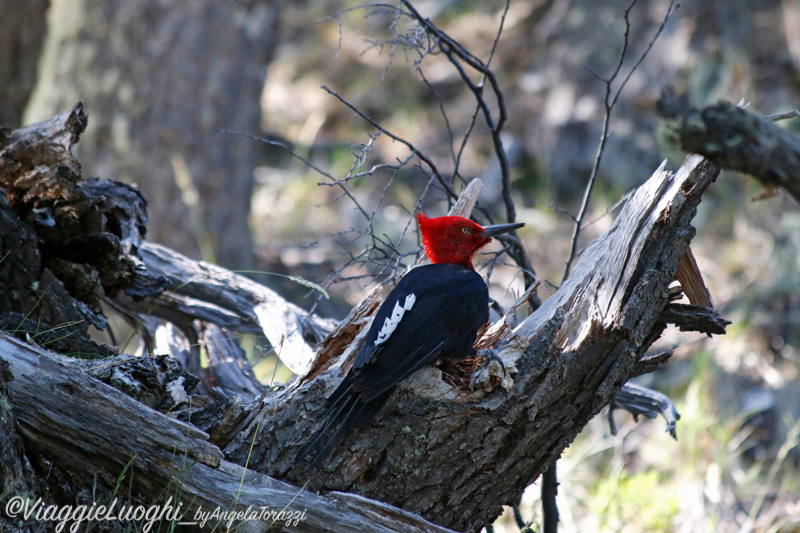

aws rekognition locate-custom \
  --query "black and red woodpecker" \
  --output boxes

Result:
[296,212,524,468]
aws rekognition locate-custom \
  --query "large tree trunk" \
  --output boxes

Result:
[24,0,279,271]
[0,0,49,128]
[7,97,799,531]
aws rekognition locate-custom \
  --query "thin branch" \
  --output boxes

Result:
[562,0,679,283]
[301,2,539,318]
[219,130,374,225]
[395,0,537,292]
[322,85,461,203]
[766,109,800,121]
[401,0,513,214]
[417,68,465,189]
[542,464,559,533]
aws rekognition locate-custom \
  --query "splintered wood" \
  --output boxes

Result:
[675,246,713,307]
[302,283,384,382]
[508,155,717,355]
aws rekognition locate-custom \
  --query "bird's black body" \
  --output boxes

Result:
[296,263,489,468]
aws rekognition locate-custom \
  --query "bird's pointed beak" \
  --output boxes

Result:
[481,221,525,238]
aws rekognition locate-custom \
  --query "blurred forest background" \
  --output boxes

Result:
[3,0,800,531]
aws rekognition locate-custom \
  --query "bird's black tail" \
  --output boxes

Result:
[295,386,394,470]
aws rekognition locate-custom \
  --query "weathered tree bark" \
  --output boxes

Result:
[0,358,40,513]
[1,106,742,532]
[25,0,279,272]
[0,101,145,358]
[657,86,800,204]
[114,241,337,374]
[0,333,458,533]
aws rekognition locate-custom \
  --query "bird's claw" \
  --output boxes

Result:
[469,348,514,392]
[478,348,507,377]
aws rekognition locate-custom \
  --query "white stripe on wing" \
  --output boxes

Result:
[374,294,416,345]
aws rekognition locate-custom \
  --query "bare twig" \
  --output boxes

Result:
[562,0,680,282]
[322,85,460,203]
[398,0,513,215]
[766,109,800,121]
[550,3,679,531]
[244,2,540,368]
[396,0,537,290]
[542,464,559,533]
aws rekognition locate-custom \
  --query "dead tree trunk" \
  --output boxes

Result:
[221,156,721,532]
[25,0,279,272]
[9,94,800,532]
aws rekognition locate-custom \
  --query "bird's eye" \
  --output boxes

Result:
[461,227,470,234]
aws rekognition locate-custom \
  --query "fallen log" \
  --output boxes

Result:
[1,103,735,532]
[0,332,459,533]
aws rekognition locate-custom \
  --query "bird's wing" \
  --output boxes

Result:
[355,339,446,402]
[326,334,445,408]
[349,265,488,401]
[296,265,487,468]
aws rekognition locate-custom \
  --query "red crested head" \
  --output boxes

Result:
[416,212,525,269]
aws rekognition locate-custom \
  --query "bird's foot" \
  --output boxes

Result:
[480,348,507,377]
[469,348,514,392]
